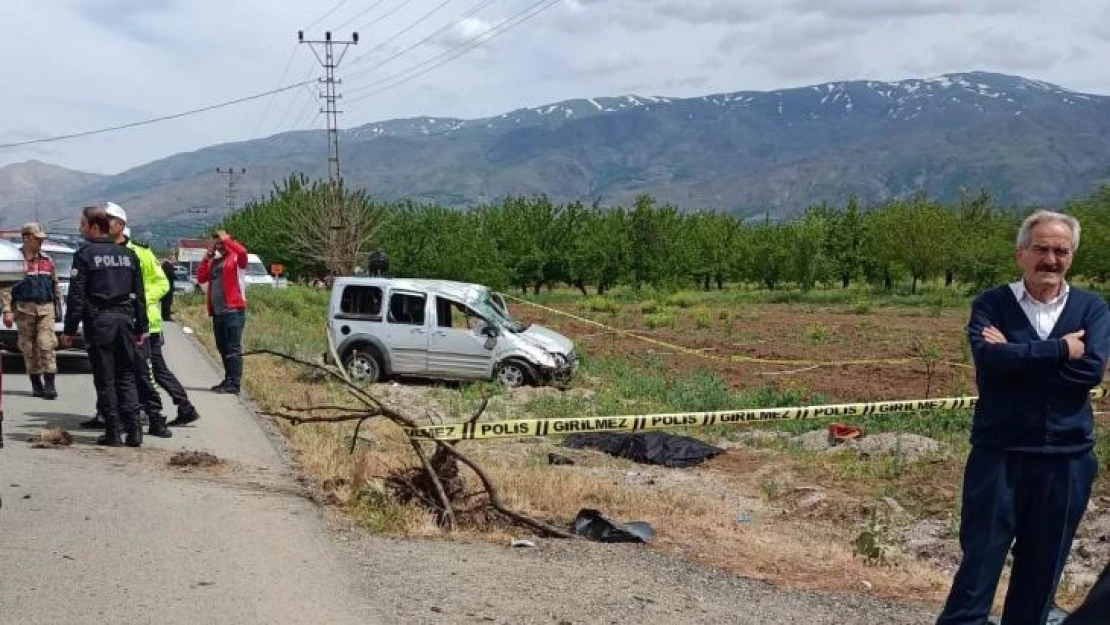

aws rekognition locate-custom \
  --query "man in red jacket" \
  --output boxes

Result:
[196,229,247,395]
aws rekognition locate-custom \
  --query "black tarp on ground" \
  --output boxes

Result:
[572,509,655,543]
[563,432,725,468]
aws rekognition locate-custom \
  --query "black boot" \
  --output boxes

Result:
[148,415,173,439]
[30,374,44,398]
[168,404,200,427]
[97,427,123,447]
[123,412,143,448]
[81,414,105,429]
[42,373,58,400]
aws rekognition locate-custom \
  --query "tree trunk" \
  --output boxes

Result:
[912,275,919,294]
[841,273,850,289]
[533,283,542,296]
[703,274,710,291]
[715,272,724,290]
[575,280,588,297]
[945,269,954,288]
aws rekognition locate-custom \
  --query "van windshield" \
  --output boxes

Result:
[473,291,526,333]
[246,263,269,277]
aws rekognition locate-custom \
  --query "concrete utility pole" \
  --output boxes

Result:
[298,30,358,183]
[216,167,246,213]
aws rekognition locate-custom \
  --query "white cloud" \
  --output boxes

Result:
[0,0,1107,176]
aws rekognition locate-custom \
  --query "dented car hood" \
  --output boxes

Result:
[517,324,574,356]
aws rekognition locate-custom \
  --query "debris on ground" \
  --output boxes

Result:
[792,430,945,461]
[510,539,537,548]
[547,453,575,465]
[572,508,655,544]
[168,450,223,468]
[563,432,724,468]
[848,433,946,461]
[827,423,864,445]
[29,427,73,449]
[793,487,828,512]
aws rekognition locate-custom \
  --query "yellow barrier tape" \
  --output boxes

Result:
[503,293,974,370]
[410,387,1109,441]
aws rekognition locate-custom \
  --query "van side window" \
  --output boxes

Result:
[340,285,383,319]
[389,292,426,326]
[435,297,482,330]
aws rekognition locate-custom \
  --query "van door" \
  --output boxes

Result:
[383,290,430,374]
[428,297,494,379]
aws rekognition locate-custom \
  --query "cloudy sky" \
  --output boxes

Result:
[0,0,1106,175]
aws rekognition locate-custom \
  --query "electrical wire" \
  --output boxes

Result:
[0,80,315,150]
[253,44,301,135]
[305,0,352,31]
[347,0,455,68]
[347,0,562,103]
[344,0,498,80]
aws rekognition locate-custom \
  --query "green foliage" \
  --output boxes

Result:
[583,296,620,314]
[216,172,1110,295]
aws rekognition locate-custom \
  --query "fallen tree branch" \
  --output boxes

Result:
[242,348,573,539]
[261,411,378,425]
[432,441,577,539]
[281,404,367,413]
[407,436,457,532]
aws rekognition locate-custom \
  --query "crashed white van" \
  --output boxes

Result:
[326,277,577,388]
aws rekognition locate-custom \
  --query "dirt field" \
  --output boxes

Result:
[526,300,976,402]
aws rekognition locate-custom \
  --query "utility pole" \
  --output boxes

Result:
[216,167,246,213]
[298,29,358,183]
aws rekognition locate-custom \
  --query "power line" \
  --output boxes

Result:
[306,0,352,31]
[347,0,562,104]
[353,0,418,33]
[273,66,320,133]
[346,0,455,69]
[0,80,315,150]
[344,0,498,82]
[253,44,300,135]
[334,0,391,31]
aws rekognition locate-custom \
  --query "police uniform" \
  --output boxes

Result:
[0,223,63,399]
[64,236,148,447]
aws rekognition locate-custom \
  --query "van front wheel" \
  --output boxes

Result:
[345,348,382,384]
[495,360,532,388]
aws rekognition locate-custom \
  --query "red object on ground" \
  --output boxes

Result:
[828,423,864,444]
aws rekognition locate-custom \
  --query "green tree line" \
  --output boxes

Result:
[217,175,1110,295]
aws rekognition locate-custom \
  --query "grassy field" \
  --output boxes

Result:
[174,284,1110,611]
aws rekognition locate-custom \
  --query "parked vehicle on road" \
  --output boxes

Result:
[325,277,577,388]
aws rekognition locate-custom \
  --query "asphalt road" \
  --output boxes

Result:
[0,323,381,624]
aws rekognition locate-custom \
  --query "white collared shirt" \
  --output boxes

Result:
[1009,280,1070,340]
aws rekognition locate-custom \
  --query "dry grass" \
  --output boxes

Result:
[171,293,1085,611]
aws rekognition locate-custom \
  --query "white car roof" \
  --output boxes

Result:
[334,277,488,303]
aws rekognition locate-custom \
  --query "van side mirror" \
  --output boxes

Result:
[481,325,501,338]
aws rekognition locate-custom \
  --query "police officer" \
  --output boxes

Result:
[0,222,63,400]
[62,203,148,447]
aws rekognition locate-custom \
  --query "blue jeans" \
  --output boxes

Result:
[212,311,245,389]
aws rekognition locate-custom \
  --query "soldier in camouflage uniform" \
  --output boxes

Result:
[0,222,63,400]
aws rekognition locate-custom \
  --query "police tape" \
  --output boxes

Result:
[409,387,1110,441]
[500,294,973,370]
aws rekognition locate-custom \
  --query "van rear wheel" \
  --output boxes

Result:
[345,348,382,384]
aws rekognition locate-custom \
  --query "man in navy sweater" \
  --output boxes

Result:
[937,210,1110,625]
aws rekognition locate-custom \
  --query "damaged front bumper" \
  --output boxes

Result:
[537,351,578,389]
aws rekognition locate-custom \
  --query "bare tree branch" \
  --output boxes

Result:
[432,441,577,539]
[407,436,457,532]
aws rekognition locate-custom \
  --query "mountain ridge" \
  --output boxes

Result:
[2,70,1109,228]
